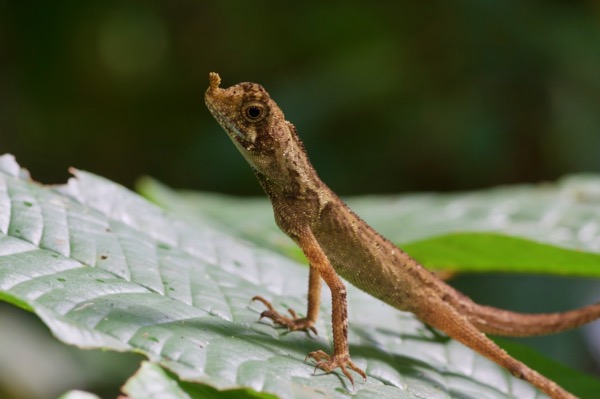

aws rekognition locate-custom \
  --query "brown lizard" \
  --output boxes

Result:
[204,72,600,399]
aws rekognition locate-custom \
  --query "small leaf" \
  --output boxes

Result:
[123,362,276,399]
[123,361,193,399]
[58,391,101,399]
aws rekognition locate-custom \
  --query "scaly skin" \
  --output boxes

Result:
[205,72,600,399]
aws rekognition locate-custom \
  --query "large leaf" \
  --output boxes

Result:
[0,154,597,399]
[138,176,600,276]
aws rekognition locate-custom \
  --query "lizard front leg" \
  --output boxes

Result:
[296,228,366,386]
[252,265,321,335]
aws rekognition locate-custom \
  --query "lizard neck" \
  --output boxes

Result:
[253,121,327,202]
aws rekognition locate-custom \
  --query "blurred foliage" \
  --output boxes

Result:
[1,1,600,195]
[0,303,142,399]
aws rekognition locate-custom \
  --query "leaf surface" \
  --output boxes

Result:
[139,176,600,276]
[1,154,598,398]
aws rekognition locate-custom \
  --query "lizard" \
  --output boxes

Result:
[204,72,600,399]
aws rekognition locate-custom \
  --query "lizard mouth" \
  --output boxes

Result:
[205,72,258,149]
[205,102,249,142]
[205,77,250,143]
[205,72,243,137]
[218,114,248,142]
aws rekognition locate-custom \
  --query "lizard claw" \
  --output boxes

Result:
[306,350,366,387]
[251,296,318,335]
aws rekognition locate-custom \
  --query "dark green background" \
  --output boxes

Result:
[2,1,599,195]
[1,2,600,398]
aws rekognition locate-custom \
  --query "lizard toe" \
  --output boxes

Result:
[306,350,366,387]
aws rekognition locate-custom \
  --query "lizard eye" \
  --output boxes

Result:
[242,102,267,122]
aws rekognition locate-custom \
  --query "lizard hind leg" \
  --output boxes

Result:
[417,300,578,399]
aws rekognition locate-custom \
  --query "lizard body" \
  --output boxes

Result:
[205,72,600,399]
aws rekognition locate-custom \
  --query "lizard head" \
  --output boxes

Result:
[204,72,297,176]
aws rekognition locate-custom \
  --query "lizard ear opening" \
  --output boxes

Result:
[242,101,268,122]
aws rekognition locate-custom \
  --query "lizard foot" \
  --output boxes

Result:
[251,296,318,335]
[306,349,366,387]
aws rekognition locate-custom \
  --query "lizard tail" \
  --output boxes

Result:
[454,296,600,337]
[435,280,600,336]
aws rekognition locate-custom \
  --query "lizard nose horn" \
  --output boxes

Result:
[208,72,221,92]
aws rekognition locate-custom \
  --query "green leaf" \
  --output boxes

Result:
[122,361,194,399]
[58,391,101,399]
[403,233,600,275]
[1,154,598,399]
[138,175,600,276]
[123,361,277,399]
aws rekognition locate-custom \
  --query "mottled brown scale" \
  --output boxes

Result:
[205,72,600,398]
